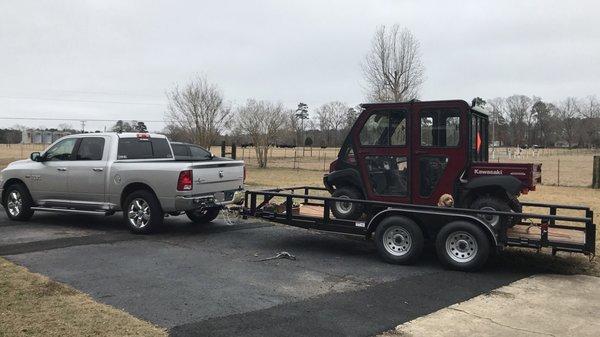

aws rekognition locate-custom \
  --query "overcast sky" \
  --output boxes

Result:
[1,0,598,131]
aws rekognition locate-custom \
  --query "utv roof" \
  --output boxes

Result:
[360,99,471,109]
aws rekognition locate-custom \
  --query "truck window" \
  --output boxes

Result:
[44,138,77,161]
[76,137,105,160]
[359,110,406,146]
[189,146,212,160]
[420,109,460,147]
[117,138,173,160]
[172,144,190,157]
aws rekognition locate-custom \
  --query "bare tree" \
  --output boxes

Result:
[236,99,287,168]
[505,95,532,146]
[580,95,600,147]
[362,25,425,102]
[165,76,232,148]
[315,101,349,146]
[556,97,581,147]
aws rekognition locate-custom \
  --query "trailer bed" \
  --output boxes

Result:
[243,186,596,257]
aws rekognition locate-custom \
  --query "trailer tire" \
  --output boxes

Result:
[186,208,220,224]
[435,221,490,271]
[331,187,364,220]
[123,190,163,234]
[375,216,424,265]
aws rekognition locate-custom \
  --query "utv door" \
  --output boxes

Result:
[354,108,410,203]
[410,102,468,206]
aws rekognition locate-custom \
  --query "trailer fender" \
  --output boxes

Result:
[367,208,499,247]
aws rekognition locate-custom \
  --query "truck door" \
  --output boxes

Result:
[31,137,77,201]
[354,108,410,203]
[410,102,468,206]
[67,137,108,204]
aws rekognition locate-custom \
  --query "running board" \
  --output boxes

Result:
[30,207,111,216]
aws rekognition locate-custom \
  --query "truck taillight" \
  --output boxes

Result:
[177,170,193,191]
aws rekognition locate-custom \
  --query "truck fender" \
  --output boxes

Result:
[464,175,522,195]
[367,208,499,247]
[323,168,364,195]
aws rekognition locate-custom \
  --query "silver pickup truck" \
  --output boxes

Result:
[0,133,245,233]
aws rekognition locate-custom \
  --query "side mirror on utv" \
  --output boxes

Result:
[30,152,41,162]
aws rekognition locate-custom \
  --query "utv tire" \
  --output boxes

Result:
[375,216,424,265]
[3,183,34,221]
[436,221,490,271]
[186,208,220,224]
[331,187,364,220]
[470,196,514,229]
[123,190,163,234]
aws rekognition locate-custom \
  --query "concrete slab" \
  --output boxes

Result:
[385,274,600,337]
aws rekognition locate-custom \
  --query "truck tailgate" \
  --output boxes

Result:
[191,161,244,194]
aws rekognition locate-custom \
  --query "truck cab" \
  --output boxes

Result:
[324,99,541,228]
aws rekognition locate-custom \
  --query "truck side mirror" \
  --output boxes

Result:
[30,152,41,162]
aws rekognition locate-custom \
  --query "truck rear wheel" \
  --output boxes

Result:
[470,196,513,229]
[186,208,220,224]
[435,221,490,271]
[331,187,364,220]
[375,216,424,265]
[3,183,34,221]
[123,190,163,234]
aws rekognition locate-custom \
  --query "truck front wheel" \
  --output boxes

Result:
[435,221,490,271]
[123,190,163,234]
[3,183,34,221]
[374,216,424,265]
[186,208,220,224]
[331,187,364,220]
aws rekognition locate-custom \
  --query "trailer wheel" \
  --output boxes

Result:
[331,187,364,220]
[375,216,424,265]
[435,221,490,271]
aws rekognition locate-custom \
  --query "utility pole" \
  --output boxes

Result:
[80,120,86,133]
[295,102,309,156]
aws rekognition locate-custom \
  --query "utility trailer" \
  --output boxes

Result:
[242,186,595,271]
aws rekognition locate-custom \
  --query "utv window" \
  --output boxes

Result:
[117,138,173,159]
[359,110,406,146]
[420,109,460,147]
[470,113,488,161]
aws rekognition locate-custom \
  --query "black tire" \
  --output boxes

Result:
[331,187,364,220]
[374,216,424,265]
[435,221,490,271]
[186,208,220,224]
[3,183,34,221]
[122,190,163,234]
[470,195,513,229]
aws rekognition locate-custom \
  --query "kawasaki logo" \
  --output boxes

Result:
[474,169,503,175]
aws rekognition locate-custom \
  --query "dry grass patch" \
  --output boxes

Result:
[0,257,166,337]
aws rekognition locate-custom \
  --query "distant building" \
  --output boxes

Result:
[21,129,72,144]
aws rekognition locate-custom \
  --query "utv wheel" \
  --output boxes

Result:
[186,208,220,224]
[331,187,364,220]
[123,190,163,234]
[375,216,424,265]
[3,184,34,221]
[435,221,490,271]
[470,196,513,229]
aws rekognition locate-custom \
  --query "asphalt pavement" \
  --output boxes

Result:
[1,211,529,336]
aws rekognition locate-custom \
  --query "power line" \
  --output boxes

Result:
[0,117,166,123]
[0,95,165,106]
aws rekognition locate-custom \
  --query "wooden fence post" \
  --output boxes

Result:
[593,156,600,189]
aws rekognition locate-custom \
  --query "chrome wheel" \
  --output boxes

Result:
[335,196,352,215]
[478,206,500,227]
[446,231,478,263]
[382,226,412,257]
[7,191,22,217]
[127,198,151,229]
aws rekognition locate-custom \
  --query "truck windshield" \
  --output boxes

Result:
[117,138,173,159]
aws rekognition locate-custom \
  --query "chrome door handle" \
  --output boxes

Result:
[57,168,67,171]
[92,168,104,172]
